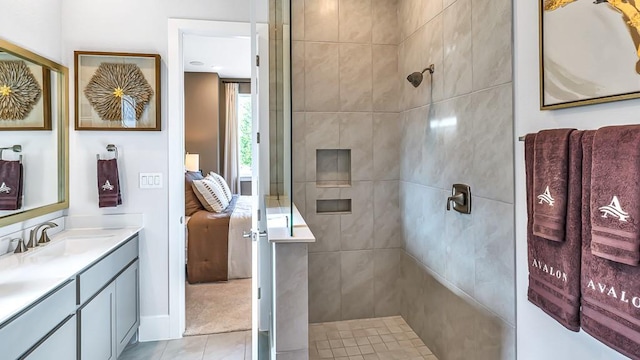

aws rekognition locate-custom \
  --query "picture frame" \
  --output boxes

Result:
[540,0,640,110]
[0,51,51,130]
[75,51,161,130]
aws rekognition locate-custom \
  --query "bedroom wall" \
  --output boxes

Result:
[185,72,220,174]
[514,0,638,358]
[397,0,515,358]
[60,0,267,341]
[291,0,402,323]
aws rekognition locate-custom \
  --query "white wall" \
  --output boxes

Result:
[60,0,267,340]
[515,1,638,359]
[0,0,62,62]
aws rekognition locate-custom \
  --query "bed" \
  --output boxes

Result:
[185,171,253,283]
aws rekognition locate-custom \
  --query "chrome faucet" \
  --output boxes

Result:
[27,222,58,248]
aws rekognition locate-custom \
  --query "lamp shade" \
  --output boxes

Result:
[185,153,200,172]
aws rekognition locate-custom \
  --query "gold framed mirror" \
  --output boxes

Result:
[0,38,69,227]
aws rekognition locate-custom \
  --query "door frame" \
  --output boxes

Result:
[167,19,269,339]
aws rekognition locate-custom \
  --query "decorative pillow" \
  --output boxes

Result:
[207,171,233,202]
[184,171,205,216]
[191,178,230,213]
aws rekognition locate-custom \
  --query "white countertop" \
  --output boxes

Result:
[265,196,315,243]
[0,226,141,325]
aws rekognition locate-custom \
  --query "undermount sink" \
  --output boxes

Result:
[26,235,115,260]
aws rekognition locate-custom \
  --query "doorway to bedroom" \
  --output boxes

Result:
[182,33,254,337]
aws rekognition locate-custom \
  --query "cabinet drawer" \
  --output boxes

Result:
[23,314,76,360]
[0,280,76,360]
[77,235,138,304]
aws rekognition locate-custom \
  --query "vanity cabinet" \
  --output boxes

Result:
[0,280,76,360]
[78,236,139,360]
[0,233,139,360]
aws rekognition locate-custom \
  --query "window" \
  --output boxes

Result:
[237,93,252,177]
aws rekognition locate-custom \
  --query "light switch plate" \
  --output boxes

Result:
[139,173,162,189]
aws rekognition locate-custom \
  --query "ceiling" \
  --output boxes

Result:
[183,34,251,79]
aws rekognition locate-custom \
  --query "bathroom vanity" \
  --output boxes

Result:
[0,226,141,360]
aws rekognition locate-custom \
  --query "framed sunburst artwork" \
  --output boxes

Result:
[75,51,160,130]
[0,51,51,130]
[540,0,640,109]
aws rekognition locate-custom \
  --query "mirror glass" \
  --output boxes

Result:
[0,39,69,227]
[271,0,293,233]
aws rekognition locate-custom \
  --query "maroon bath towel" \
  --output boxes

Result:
[581,131,640,360]
[590,125,640,266]
[0,160,23,210]
[532,129,575,242]
[526,132,582,331]
[97,159,122,208]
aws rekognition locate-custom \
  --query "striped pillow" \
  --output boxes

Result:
[207,172,233,202]
[191,178,229,213]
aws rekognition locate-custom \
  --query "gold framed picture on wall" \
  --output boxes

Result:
[0,51,51,130]
[540,0,640,110]
[75,51,161,130]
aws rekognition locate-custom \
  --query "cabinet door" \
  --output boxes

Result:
[116,260,140,357]
[80,282,116,360]
[24,315,76,360]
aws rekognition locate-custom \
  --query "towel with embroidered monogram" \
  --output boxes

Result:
[532,129,576,242]
[526,131,583,331]
[97,158,122,208]
[581,130,640,360]
[0,160,22,210]
[590,125,640,266]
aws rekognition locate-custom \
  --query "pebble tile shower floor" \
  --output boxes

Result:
[309,317,438,360]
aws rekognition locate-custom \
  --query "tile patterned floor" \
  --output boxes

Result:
[120,317,435,360]
[119,330,251,360]
[309,317,437,360]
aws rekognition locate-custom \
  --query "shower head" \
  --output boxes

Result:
[406,64,435,88]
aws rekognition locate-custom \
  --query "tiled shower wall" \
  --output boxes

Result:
[397,0,515,359]
[291,0,403,323]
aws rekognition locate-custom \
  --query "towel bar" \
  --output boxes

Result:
[0,144,22,163]
[96,144,118,160]
[518,136,525,141]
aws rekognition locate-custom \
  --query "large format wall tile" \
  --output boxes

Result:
[292,112,305,183]
[305,42,340,111]
[473,197,515,326]
[471,84,514,204]
[443,0,472,98]
[436,94,474,190]
[373,249,401,316]
[471,0,512,90]
[372,45,399,112]
[292,41,305,111]
[340,181,374,250]
[372,0,399,45]
[340,113,373,180]
[373,113,401,181]
[306,213,341,253]
[274,243,309,353]
[292,0,304,41]
[339,43,373,111]
[309,252,342,323]
[373,180,401,249]
[444,208,475,296]
[341,250,375,319]
[304,112,340,182]
[339,0,372,44]
[304,0,338,42]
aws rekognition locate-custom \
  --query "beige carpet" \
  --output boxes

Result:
[184,278,252,336]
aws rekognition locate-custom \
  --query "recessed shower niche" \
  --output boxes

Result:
[316,149,351,187]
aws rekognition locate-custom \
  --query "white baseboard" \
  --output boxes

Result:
[139,315,179,341]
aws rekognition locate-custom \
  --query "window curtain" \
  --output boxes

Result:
[223,83,240,193]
